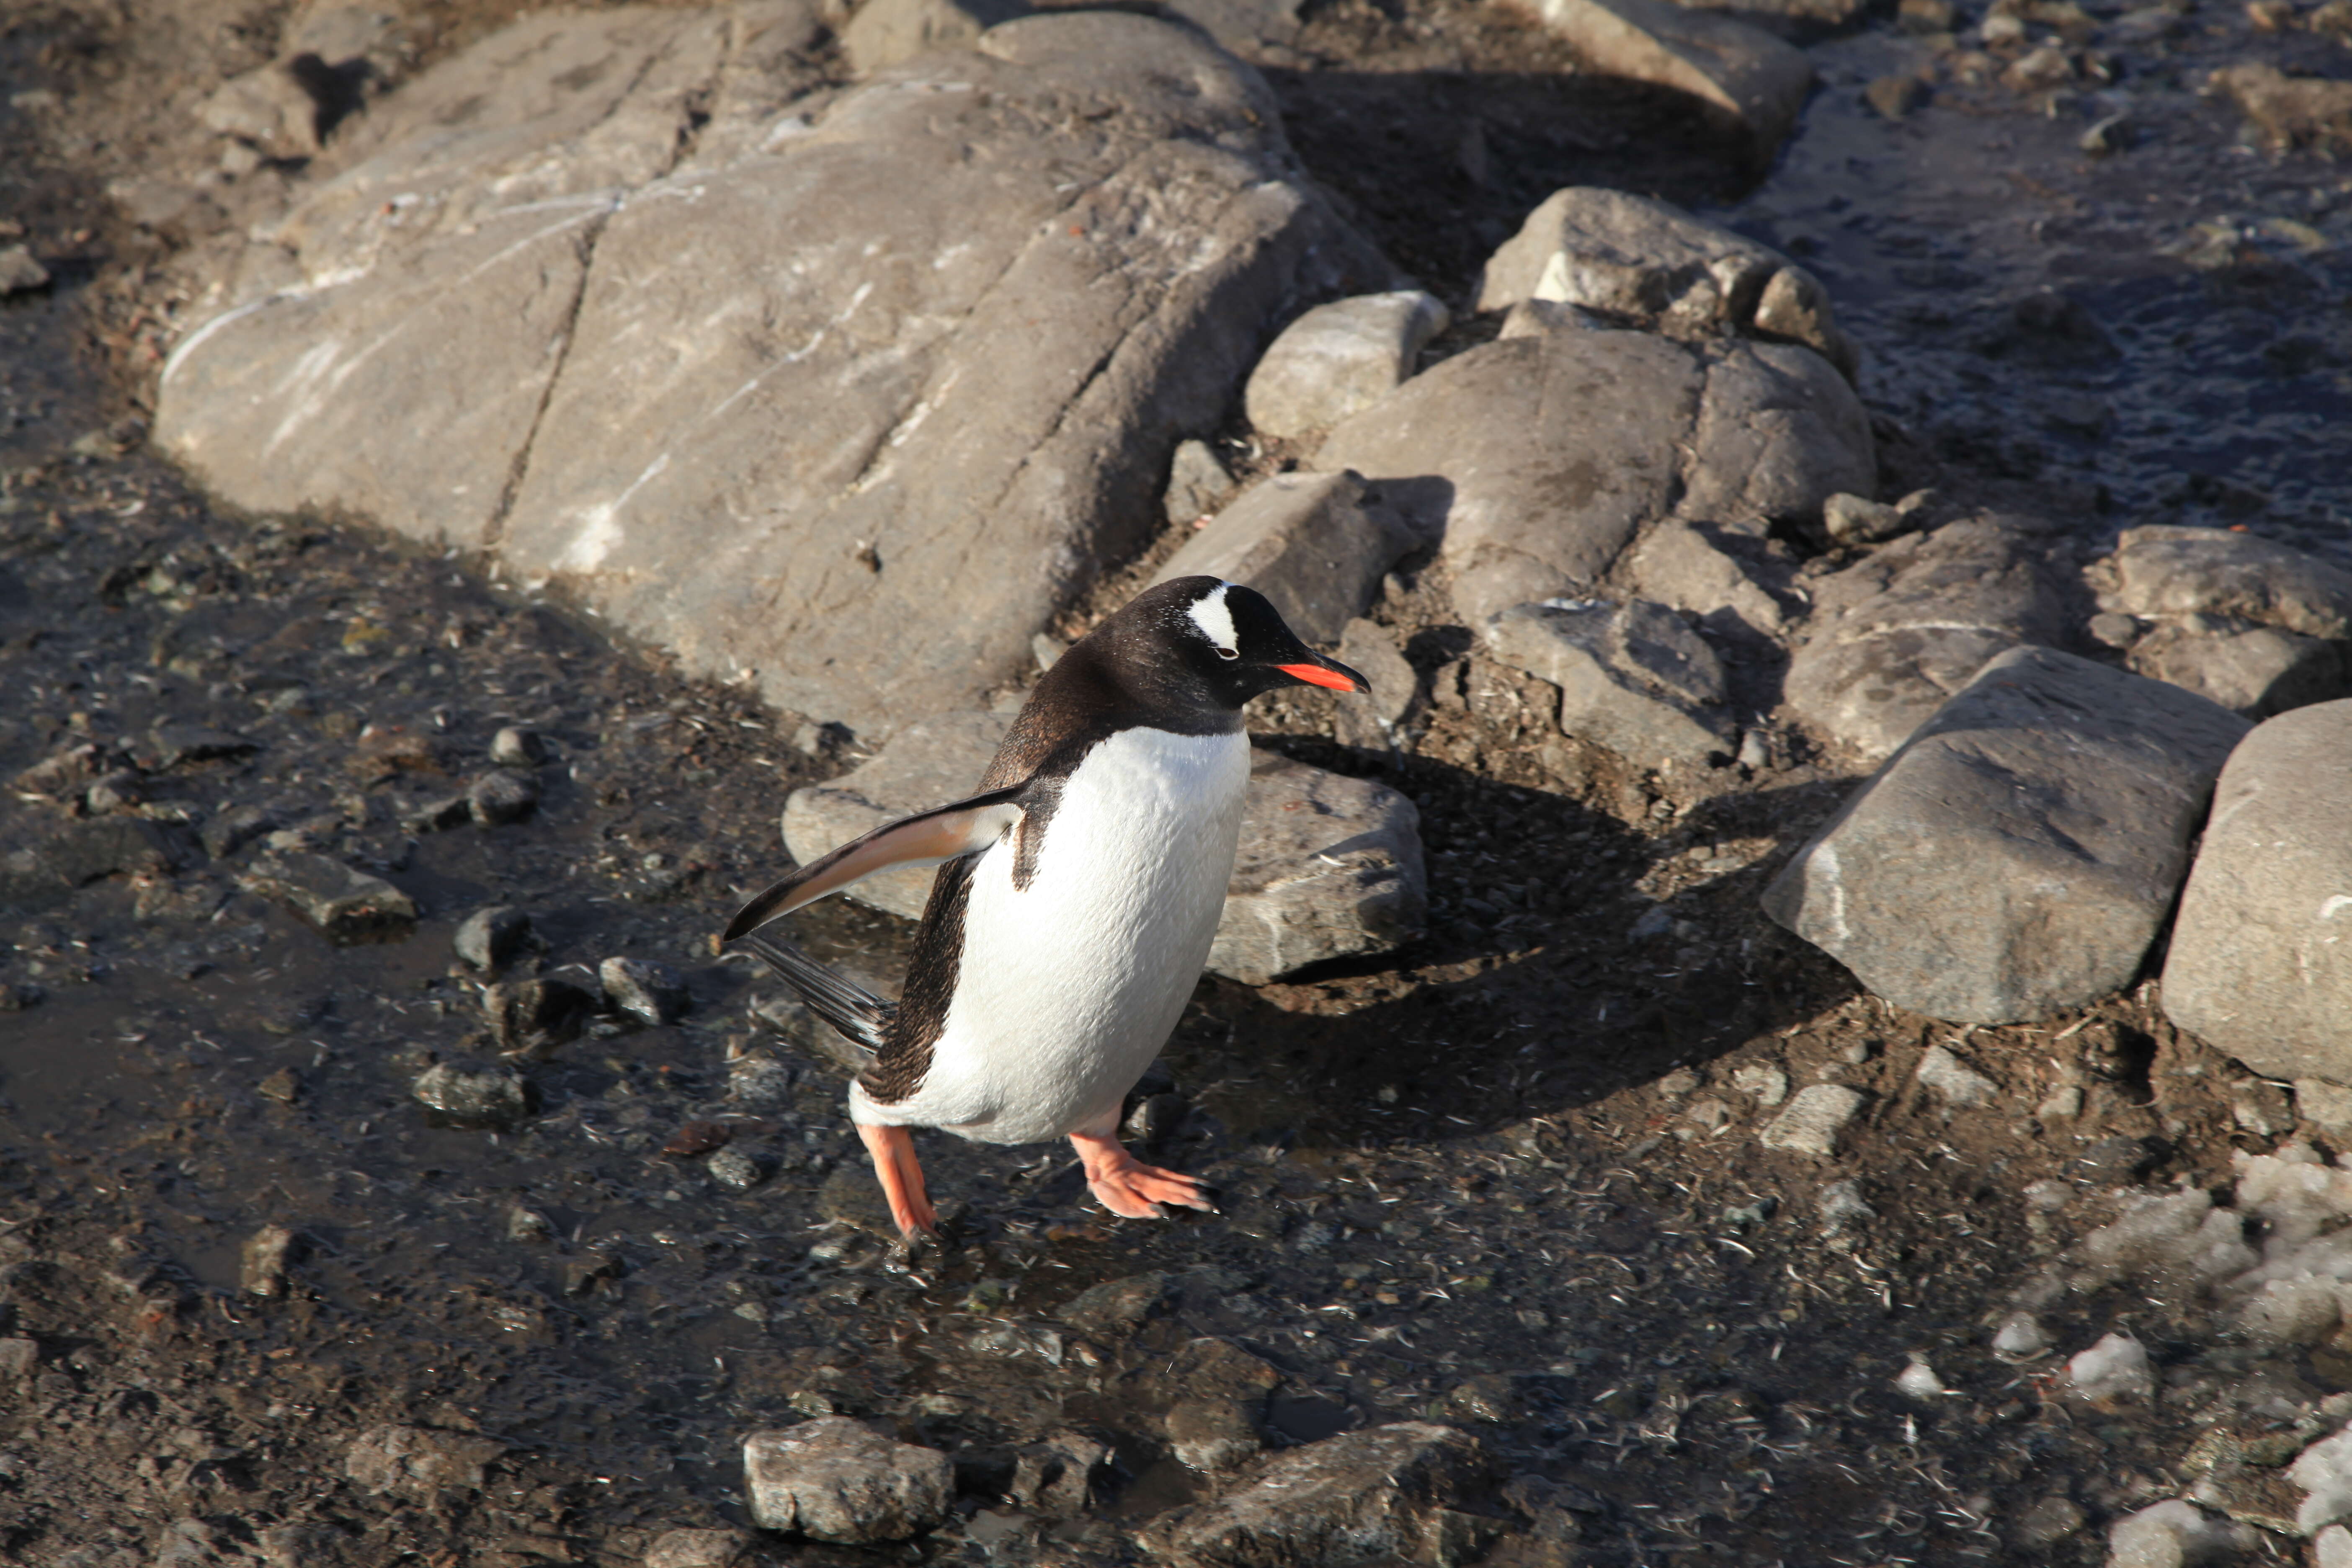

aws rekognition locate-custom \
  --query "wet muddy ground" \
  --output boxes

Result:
[3,0,2350,1563]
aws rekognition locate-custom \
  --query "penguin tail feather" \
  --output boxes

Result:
[737,932,891,1064]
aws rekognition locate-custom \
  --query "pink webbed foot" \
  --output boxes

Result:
[857,1122,938,1241]
[1069,1127,1219,1221]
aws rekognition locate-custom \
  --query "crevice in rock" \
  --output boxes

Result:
[480,206,610,552]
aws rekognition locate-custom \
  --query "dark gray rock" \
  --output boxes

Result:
[1168,1397,1263,1472]
[600,956,687,1025]
[742,1417,954,1542]
[727,1050,798,1109]
[1783,513,2077,763]
[1478,186,1852,375]
[1009,1431,1110,1516]
[2162,699,2352,1081]
[1161,1422,1493,1568]
[1489,0,1811,157]
[1765,646,2251,1024]
[36,816,183,887]
[199,803,275,859]
[488,727,547,767]
[1165,439,1238,526]
[1318,328,1869,626]
[2128,620,2346,719]
[239,1224,300,1297]
[159,7,1385,743]
[483,977,594,1055]
[404,794,473,834]
[238,852,417,941]
[467,769,539,826]
[1057,1272,1173,1334]
[1331,618,1420,750]
[1243,290,1450,439]
[412,1057,533,1125]
[781,714,1426,982]
[147,723,257,767]
[1625,516,1801,637]
[1485,598,1735,766]
[2110,524,2352,639]
[0,243,50,296]
[707,1147,768,1191]
[454,905,533,971]
[344,1424,506,1500]
[643,1528,752,1568]
[1150,470,1418,644]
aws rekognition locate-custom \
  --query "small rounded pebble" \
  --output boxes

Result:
[708,1148,766,1191]
[490,726,548,766]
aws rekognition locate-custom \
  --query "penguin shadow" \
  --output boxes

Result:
[1156,750,1867,1158]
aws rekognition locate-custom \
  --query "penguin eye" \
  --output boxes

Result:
[1216,646,1239,661]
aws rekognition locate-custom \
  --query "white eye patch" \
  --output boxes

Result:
[1187,583,1239,659]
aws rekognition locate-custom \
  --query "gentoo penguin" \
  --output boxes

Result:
[721,577,1367,1239]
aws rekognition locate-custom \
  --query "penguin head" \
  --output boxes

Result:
[1138,577,1369,710]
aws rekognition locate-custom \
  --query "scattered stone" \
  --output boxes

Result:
[2293,1426,2352,1535]
[1150,470,1419,645]
[1057,1273,1174,1335]
[196,805,273,860]
[240,1225,301,1297]
[2012,1495,2086,1547]
[1866,72,1930,119]
[411,1057,533,1126]
[1331,618,1420,749]
[2065,1332,2153,1405]
[2127,622,2344,720]
[0,243,49,296]
[2163,700,2352,1081]
[707,1147,767,1191]
[257,1068,301,1104]
[1822,488,1941,547]
[1625,518,1801,637]
[1165,439,1237,526]
[198,62,327,158]
[1009,1431,1110,1515]
[1916,1045,1997,1108]
[157,9,1385,740]
[642,1527,752,1568]
[147,722,258,768]
[1485,598,1735,767]
[784,715,1424,983]
[728,1050,797,1109]
[1893,1355,1947,1398]
[1992,1312,2053,1360]
[1168,1398,1264,1472]
[484,977,595,1056]
[2087,611,2144,651]
[841,0,1028,74]
[345,1424,507,1501]
[1510,0,1812,158]
[2112,525,2352,640]
[1243,291,1450,440]
[454,906,533,971]
[2037,1083,2084,1121]
[1759,1085,1864,1155]
[2233,1080,2294,1138]
[2105,1499,2256,1568]
[506,1206,554,1242]
[404,794,474,833]
[239,852,418,942]
[1769,647,2248,1023]
[1476,186,1852,374]
[0,1338,36,1386]
[601,956,688,1025]
[2208,62,2352,152]
[1731,1063,1789,1106]
[1162,1423,1491,1568]
[742,1418,954,1542]
[489,727,548,767]
[1497,297,1601,338]
[468,769,540,826]
[1783,512,2076,763]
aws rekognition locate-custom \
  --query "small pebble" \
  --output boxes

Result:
[1761,1086,1864,1156]
[728,1051,797,1109]
[490,726,548,766]
[469,769,539,826]
[455,905,534,971]
[708,1147,766,1191]
[601,956,687,1025]
[1731,1063,1789,1106]
[412,1057,532,1126]
[0,243,50,296]
[506,1206,553,1242]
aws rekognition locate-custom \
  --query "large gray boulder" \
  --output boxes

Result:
[1485,599,1735,767]
[1477,187,1856,378]
[156,6,1385,740]
[2162,700,2352,1081]
[1625,517,1802,637]
[1316,330,1870,626]
[2111,525,2352,639]
[1765,646,2251,1024]
[1243,290,1450,440]
[1783,513,2076,763]
[1149,470,1419,645]
[742,1418,952,1542]
[777,712,1424,983]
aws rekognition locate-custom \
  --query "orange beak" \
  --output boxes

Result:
[1277,660,1369,693]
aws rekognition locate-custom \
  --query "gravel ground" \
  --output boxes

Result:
[3,0,2350,1563]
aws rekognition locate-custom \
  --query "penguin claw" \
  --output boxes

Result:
[1069,1131,1216,1221]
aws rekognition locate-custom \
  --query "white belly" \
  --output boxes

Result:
[850,727,1249,1144]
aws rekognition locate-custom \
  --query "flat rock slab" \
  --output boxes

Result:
[1149,470,1418,645]
[1783,512,2078,763]
[2111,524,2352,639]
[1243,290,1449,440]
[1317,329,1869,626]
[779,712,1424,983]
[1517,0,1813,159]
[2127,621,2346,720]
[1765,646,2250,1024]
[1758,1084,1863,1154]
[1485,598,1733,766]
[2162,699,2352,1081]
[239,851,418,942]
[345,1425,506,1501]
[1160,1422,1491,1567]
[1478,187,1854,377]
[742,1418,952,1542]
[157,6,1383,741]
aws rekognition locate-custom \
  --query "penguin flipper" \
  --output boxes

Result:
[737,931,890,1062]
[722,784,1026,942]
